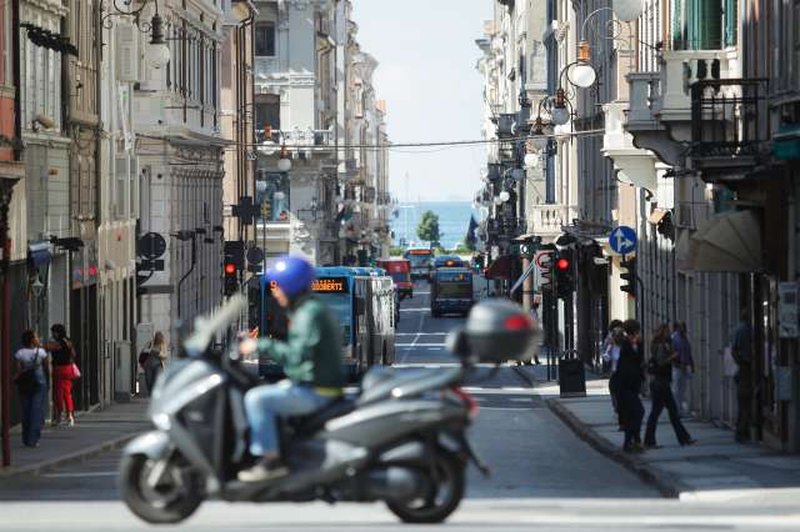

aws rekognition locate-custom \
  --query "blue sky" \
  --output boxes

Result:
[351,1,494,203]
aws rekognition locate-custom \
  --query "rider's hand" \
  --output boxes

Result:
[239,338,258,360]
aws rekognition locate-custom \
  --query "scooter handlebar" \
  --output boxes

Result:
[183,293,247,358]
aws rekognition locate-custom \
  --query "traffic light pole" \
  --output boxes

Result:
[176,233,197,321]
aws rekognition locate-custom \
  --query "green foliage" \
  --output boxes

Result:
[450,241,474,254]
[389,246,405,257]
[416,210,441,245]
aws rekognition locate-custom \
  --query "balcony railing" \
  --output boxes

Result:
[690,78,769,160]
[255,128,333,147]
[529,204,570,236]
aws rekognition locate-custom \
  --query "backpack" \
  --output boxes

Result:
[138,343,152,368]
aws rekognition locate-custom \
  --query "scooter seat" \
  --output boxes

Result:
[288,397,356,435]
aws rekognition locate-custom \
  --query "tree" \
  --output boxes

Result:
[416,210,441,245]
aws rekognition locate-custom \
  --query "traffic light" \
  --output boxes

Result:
[620,256,637,296]
[223,241,244,297]
[553,249,574,299]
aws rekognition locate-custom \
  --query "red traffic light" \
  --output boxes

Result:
[555,258,570,271]
[224,263,237,276]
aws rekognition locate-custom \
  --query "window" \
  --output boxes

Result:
[254,94,280,133]
[255,22,276,57]
[673,0,736,50]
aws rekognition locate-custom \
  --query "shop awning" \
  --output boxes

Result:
[648,208,669,225]
[484,255,514,280]
[679,210,762,272]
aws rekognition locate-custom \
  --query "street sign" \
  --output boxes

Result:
[609,225,637,255]
[534,250,554,291]
[138,232,166,260]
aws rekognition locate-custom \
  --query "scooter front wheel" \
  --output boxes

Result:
[386,450,465,524]
[119,453,203,524]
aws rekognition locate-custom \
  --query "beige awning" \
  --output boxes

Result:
[681,210,762,272]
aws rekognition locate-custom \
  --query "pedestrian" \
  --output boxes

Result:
[643,323,695,448]
[616,319,645,453]
[143,331,167,395]
[605,323,626,430]
[602,319,624,375]
[670,321,694,417]
[732,308,753,443]
[13,330,49,448]
[45,324,78,427]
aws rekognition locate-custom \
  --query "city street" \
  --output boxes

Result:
[0,282,798,530]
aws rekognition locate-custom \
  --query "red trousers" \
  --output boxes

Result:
[53,365,75,415]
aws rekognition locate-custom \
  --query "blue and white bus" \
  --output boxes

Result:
[257,266,396,380]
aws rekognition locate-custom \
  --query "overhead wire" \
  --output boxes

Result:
[134,128,607,154]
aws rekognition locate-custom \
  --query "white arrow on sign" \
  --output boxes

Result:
[613,228,635,253]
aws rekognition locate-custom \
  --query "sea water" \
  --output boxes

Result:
[390,201,479,251]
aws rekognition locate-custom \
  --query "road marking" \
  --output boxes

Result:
[41,471,118,479]
[399,308,429,313]
[397,342,446,347]
[395,332,445,337]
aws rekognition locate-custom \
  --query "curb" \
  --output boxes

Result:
[546,398,684,498]
[0,432,139,479]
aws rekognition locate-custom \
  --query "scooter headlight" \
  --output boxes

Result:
[153,413,171,431]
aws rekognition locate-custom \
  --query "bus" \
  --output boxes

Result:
[430,267,474,318]
[257,266,396,380]
[376,258,413,300]
[403,247,434,280]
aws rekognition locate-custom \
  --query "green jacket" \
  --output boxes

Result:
[257,294,345,388]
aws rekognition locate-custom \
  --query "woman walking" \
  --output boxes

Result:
[644,323,695,448]
[13,330,49,447]
[46,324,78,427]
[616,320,645,453]
[143,331,167,395]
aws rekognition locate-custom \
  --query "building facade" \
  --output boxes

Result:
[135,0,227,355]
[478,0,800,451]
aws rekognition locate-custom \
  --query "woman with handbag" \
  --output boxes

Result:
[45,324,79,427]
[143,331,167,395]
[13,330,49,447]
[643,323,695,448]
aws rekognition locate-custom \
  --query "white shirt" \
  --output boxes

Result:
[14,347,48,371]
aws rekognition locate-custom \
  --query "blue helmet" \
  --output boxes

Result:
[266,256,316,298]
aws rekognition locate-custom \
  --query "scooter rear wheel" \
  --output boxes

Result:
[386,451,465,523]
[119,454,203,524]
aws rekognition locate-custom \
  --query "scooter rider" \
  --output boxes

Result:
[238,256,345,482]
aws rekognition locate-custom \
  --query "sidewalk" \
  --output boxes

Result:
[515,365,800,501]
[0,398,151,478]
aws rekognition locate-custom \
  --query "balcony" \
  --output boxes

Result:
[625,49,736,167]
[603,102,658,190]
[689,78,770,182]
[529,204,571,240]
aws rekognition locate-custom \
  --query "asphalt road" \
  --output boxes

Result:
[1,280,799,530]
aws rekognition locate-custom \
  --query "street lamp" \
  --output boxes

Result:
[146,12,170,69]
[102,0,170,68]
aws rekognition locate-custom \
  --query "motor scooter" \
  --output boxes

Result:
[119,295,537,524]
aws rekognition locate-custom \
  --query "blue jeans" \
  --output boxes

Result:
[244,381,332,456]
[19,374,45,447]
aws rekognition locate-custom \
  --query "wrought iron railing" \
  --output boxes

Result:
[690,78,770,159]
[255,128,333,146]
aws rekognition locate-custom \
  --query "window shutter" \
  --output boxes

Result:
[116,23,138,82]
[115,156,128,219]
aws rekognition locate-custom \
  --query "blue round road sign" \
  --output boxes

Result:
[609,226,637,255]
